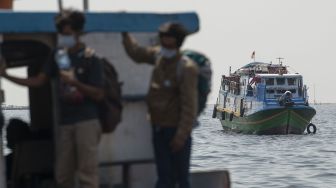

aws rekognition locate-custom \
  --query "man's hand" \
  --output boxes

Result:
[60,70,77,86]
[170,135,185,153]
[0,59,7,77]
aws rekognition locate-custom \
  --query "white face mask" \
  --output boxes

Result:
[160,47,177,59]
[57,35,76,48]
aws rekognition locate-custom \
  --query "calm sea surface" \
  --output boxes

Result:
[2,104,336,188]
[192,104,336,188]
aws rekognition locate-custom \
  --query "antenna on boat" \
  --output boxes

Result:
[277,57,284,66]
[229,66,231,75]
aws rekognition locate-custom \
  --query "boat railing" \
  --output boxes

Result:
[265,97,308,106]
[221,78,240,95]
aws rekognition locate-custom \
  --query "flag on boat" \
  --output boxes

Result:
[251,51,255,59]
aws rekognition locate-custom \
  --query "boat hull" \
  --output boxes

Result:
[219,106,316,134]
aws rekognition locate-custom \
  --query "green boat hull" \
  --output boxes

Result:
[219,106,316,134]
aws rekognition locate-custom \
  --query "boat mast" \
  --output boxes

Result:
[277,57,284,66]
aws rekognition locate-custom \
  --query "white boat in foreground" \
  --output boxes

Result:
[0,10,230,188]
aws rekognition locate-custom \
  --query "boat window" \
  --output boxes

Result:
[290,89,296,94]
[265,78,274,85]
[266,90,275,94]
[276,78,285,85]
[287,78,296,85]
[277,89,286,94]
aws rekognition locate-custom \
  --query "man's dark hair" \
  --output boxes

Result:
[55,9,86,33]
[158,22,189,48]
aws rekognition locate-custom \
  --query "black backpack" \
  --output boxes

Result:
[97,58,123,133]
[82,49,122,133]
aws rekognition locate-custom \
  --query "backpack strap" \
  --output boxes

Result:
[154,50,190,82]
[176,55,191,82]
[75,47,97,79]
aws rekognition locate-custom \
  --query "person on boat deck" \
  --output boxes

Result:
[247,76,260,96]
[0,9,104,188]
[122,22,198,188]
[5,118,31,187]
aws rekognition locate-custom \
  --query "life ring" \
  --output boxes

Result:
[212,104,217,118]
[307,123,316,134]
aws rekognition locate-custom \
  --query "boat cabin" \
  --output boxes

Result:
[218,61,309,113]
[258,74,303,99]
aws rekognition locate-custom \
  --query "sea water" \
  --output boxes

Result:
[1,104,336,188]
[193,104,336,188]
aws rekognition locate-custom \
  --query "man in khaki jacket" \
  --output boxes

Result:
[122,22,198,188]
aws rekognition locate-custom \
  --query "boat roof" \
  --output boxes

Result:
[0,11,199,33]
[240,62,269,69]
[256,74,302,78]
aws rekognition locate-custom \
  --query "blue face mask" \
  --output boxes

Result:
[57,35,76,48]
[160,47,177,59]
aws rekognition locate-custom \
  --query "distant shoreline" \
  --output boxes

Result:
[1,106,29,110]
[206,103,336,106]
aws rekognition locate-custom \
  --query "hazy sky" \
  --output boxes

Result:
[3,0,336,105]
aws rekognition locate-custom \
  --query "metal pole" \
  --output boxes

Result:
[0,135,6,188]
[58,0,63,12]
[0,34,3,104]
[83,0,89,11]
[0,61,5,188]
[313,84,316,104]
